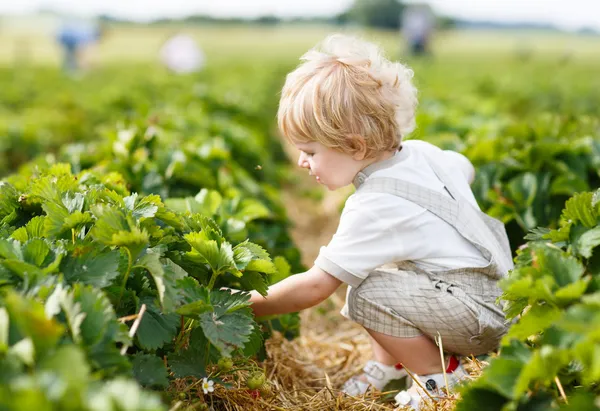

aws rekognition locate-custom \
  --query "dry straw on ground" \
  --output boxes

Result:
[172,292,486,411]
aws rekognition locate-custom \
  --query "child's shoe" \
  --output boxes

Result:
[394,356,468,410]
[342,361,407,396]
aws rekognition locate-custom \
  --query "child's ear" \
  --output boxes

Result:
[348,135,368,160]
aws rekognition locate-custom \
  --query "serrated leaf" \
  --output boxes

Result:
[185,233,235,274]
[0,182,19,221]
[238,271,269,296]
[132,353,169,388]
[194,189,222,216]
[10,228,28,243]
[563,192,597,228]
[241,322,264,357]
[72,284,129,349]
[245,259,277,274]
[503,304,561,343]
[577,226,600,258]
[0,238,23,260]
[137,251,166,309]
[176,278,212,318]
[168,327,216,378]
[199,310,254,357]
[135,298,179,350]
[233,245,253,270]
[22,239,51,267]
[524,227,552,241]
[537,246,585,287]
[125,193,161,220]
[210,288,252,314]
[62,247,121,288]
[477,357,524,399]
[237,241,270,260]
[555,279,590,303]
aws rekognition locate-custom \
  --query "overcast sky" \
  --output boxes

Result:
[1,0,599,31]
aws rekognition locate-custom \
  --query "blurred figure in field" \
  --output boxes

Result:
[57,19,103,73]
[401,4,435,56]
[159,33,205,74]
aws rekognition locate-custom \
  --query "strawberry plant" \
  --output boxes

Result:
[457,189,600,410]
[0,162,294,409]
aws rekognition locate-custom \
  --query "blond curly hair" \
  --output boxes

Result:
[277,33,418,159]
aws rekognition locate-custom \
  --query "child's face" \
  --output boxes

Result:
[294,141,364,191]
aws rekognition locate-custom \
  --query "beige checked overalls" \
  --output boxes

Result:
[342,153,514,356]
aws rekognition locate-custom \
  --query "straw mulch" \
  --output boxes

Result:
[170,159,486,410]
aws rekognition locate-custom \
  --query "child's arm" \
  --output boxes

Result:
[248,266,342,317]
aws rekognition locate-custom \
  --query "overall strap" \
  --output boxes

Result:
[357,159,513,278]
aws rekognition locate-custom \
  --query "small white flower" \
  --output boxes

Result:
[202,378,215,394]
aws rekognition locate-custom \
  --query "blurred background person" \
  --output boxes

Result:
[159,32,205,74]
[401,3,435,56]
[56,18,103,73]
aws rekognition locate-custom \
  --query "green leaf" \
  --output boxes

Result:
[233,244,253,271]
[503,304,561,343]
[39,345,90,388]
[234,199,271,222]
[537,246,585,288]
[0,308,8,353]
[91,206,149,259]
[555,279,590,303]
[88,378,165,411]
[22,239,51,267]
[238,241,270,260]
[0,238,23,260]
[513,346,570,398]
[72,284,129,349]
[0,182,19,221]
[455,388,508,411]
[577,226,600,258]
[168,327,213,378]
[8,338,35,366]
[137,251,167,309]
[210,288,252,314]
[176,278,212,318]
[132,353,169,389]
[245,259,277,274]
[199,310,254,357]
[241,323,264,358]
[4,291,64,356]
[46,284,87,344]
[563,192,597,228]
[477,357,524,399]
[125,193,161,220]
[270,256,291,284]
[194,189,223,216]
[62,248,121,288]
[185,233,235,275]
[238,271,269,296]
[135,299,179,350]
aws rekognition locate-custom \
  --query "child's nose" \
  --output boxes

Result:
[297,153,309,168]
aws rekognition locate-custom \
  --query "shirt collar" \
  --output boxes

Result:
[353,146,410,189]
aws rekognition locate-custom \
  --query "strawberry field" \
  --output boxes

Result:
[0,26,599,410]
